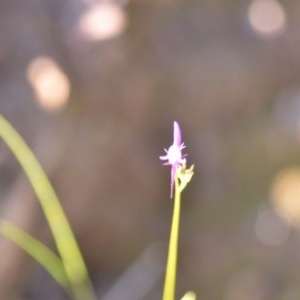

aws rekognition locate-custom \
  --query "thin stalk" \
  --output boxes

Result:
[163,175,181,300]
[0,114,96,300]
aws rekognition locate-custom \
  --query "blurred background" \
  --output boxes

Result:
[0,0,300,299]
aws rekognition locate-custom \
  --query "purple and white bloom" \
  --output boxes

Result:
[160,121,186,198]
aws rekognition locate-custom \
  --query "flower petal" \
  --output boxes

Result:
[170,165,176,198]
[173,121,182,146]
[159,154,168,160]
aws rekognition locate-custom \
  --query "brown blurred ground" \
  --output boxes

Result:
[1,0,300,299]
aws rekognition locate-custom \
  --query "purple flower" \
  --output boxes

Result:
[160,121,186,198]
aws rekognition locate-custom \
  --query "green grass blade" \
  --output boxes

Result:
[0,220,70,294]
[0,114,96,300]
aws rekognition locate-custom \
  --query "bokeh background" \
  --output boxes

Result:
[0,0,300,299]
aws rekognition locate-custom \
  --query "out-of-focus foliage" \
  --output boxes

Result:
[1,0,300,300]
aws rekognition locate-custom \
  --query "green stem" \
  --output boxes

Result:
[163,175,181,300]
[0,114,96,300]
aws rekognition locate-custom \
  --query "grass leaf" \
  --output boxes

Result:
[0,220,71,294]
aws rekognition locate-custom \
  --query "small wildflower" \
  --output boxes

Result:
[160,121,187,198]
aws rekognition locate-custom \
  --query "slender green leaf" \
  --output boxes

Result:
[0,114,96,300]
[0,220,70,294]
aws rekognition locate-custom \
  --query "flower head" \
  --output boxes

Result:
[160,121,187,198]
